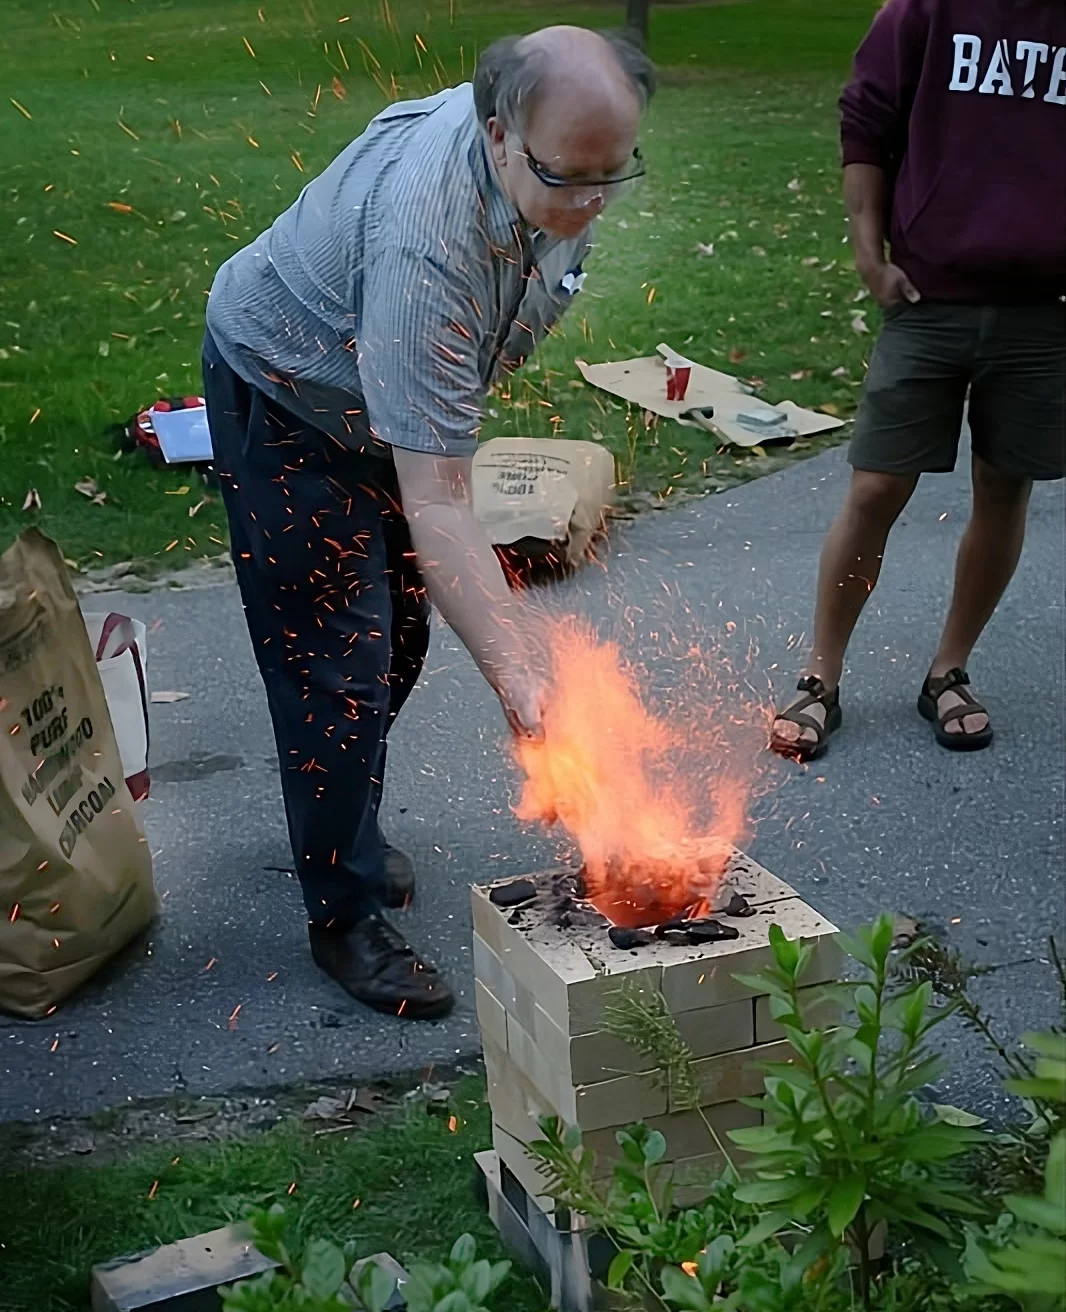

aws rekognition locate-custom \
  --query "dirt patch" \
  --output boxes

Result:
[0,1067,474,1172]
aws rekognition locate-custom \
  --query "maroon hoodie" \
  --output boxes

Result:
[840,0,1066,303]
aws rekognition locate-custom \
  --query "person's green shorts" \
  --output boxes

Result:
[848,302,1065,481]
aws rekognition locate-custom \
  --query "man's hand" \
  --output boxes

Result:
[860,259,921,310]
[497,672,547,741]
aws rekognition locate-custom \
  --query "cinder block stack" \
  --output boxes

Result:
[471,852,841,1213]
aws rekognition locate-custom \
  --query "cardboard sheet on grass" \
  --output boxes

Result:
[577,344,845,449]
[472,438,614,572]
[0,530,155,1018]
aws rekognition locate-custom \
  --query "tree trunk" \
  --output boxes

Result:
[625,0,650,45]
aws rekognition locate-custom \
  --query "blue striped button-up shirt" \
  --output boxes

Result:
[206,84,592,458]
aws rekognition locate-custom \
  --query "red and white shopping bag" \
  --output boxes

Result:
[83,613,150,801]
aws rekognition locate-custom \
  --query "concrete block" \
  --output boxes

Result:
[507,1012,578,1121]
[582,1099,761,1167]
[91,1225,277,1311]
[472,933,518,1015]
[674,997,755,1059]
[476,1149,597,1312]
[661,900,841,1014]
[684,1039,793,1113]
[574,1069,667,1131]
[492,1122,557,1213]
[474,979,508,1053]
[754,985,841,1044]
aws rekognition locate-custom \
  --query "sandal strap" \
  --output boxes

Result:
[938,701,988,726]
[925,667,974,702]
[778,710,827,734]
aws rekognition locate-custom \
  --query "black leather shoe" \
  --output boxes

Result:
[382,843,415,909]
[309,915,454,1019]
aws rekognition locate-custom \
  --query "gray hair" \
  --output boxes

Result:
[473,29,656,133]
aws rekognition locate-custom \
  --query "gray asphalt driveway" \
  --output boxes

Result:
[2,439,1062,1123]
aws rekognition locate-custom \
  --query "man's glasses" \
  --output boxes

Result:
[522,145,646,190]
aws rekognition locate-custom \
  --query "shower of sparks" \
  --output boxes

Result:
[514,616,772,927]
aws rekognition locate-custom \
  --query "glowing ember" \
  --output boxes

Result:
[515,620,752,928]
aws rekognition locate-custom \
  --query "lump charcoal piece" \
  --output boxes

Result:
[608,927,654,950]
[683,918,740,945]
[723,892,756,918]
[489,878,537,908]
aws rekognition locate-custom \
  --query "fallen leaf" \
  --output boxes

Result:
[727,347,746,365]
[933,1103,987,1128]
[188,499,206,517]
[831,366,849,378]
[801,256,819,267]
[787,178,803,192]
[168,210,186,223]
[22,488,41,511]
[165,485,191,496]
[331,75,346,100]
[853,289,870,302]
[790,369,812,381]
[98,341,110,357]
[851,313,869,335]
[751,245,767,257]
[75,477,99,498]
[751,445,768,457]
[107,201,133,214]
[695,242,714,257]
[817,402,840,417]
[150,690,191,703]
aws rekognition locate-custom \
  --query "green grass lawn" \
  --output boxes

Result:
[0,0,878,567]
[0,1075,549,1312]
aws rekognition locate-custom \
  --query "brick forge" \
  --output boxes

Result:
[471,849,842,1216]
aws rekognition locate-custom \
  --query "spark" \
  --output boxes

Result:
[259,80,271,95]
[681,1262,698,1277]
[242,36,256,58]
[30,407,41,422]
[50,1039,59,1053]
[647,286,657,304]
[7,905,17,924]
[52,231,77,246]
[10,99,32,119]
[267,1042,281,1054]
[287,1182,298,1196]
[148,1180,159,1200]
[108,200,133,213]
[117,117,140,140]
[203,957,217,971]
[447,1115,459,1132]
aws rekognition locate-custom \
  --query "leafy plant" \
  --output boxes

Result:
[660,1237,849,1312]
[964,1033,1066,1310]
[729,914,989,1307]
[529,1116,753,1306]
[605,979,739,1176]
[220,1204,397,1312]
[403,1234,511,1312]
[901,934,1065,1141]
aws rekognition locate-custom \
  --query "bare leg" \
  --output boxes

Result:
[773,469,918,750]
[927,453,1032,735]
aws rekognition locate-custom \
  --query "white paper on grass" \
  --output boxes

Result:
[150,406,214,463]
[577,347,845,448]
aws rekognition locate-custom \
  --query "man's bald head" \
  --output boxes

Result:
[474,25,656,137]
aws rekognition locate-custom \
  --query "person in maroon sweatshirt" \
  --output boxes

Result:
[771,0,1065,759]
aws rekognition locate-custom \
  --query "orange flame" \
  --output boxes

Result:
[515,619,753,927]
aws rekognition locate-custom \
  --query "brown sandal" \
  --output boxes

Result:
[918,668,993,751]
[770,675,842,761]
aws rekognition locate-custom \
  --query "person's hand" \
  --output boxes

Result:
[496,673,547,741]
[859,260,921,310]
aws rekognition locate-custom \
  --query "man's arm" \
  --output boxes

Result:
[392,447,545,737]
[843,162,920,307]
[839,0,927,306]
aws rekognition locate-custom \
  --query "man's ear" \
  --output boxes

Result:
[485,116,508,170]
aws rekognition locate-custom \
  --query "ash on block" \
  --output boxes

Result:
[471,849,841,1213]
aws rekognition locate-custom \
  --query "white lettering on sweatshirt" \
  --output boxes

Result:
[949,33,1066,104]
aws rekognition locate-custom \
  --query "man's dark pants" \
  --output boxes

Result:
[202,333,430,928]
